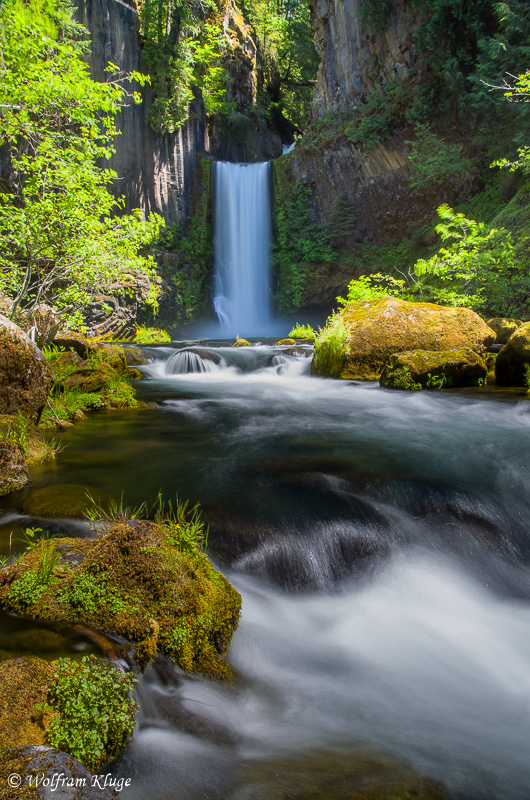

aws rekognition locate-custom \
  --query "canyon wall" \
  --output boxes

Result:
[76,0,281,224]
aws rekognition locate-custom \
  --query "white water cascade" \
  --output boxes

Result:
[213,161,273,337]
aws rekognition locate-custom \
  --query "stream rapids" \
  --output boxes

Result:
[3,341,530,800]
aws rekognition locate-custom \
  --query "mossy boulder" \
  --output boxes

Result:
[486,317,521,345]
[312,297,496,380]
[52,331,91,359]
[277,338,296,346]
[0,656,136,772]
[123,345,148,366]
[495,322,530,386]
[1,521,241,679]
[58,363,115,394]
[0,657,54,748]
[91,344,127,373]
[0,415,55,496]
[0,314,54,419]
[380,348,487,390]
[21,484,112,519]
[233,337,251,347]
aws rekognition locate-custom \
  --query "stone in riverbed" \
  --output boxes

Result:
[1,520,241,680]
[486,317,521,345]
[495,322,530,386]
[312,296,495,380]
[380,348,487,390]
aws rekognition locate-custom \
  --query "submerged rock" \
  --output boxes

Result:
[1,520,241,679]
[21,484,112,519]
[234,749,448,800]
[312,297,495,380]
[0,314,53,419]
[380,348,487,390]
[495,322,530,386]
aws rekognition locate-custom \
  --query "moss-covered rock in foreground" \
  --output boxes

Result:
[380,348,487,390]
[312,296,496,381]
[486,317,521,345]
[1,521,241,679]
[0,315,53,418]
[0,414,56,497]
[495,321,530,386]
[0,655,136,772]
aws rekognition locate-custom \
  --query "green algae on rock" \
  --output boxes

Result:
[277,338,296,346]
[495,322,530,386]
[1,520,241,679]
[233,337,251,347]
[312,296,496,381]
[380,349,487,391]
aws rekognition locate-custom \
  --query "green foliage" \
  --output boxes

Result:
[329,193,359,248]
[425,371,453,389]
[406,124,475,191]
[46,655,137,770]
[491,71,530,174]
[338,274,407,306]
[134,327,171,344]
[0,0,163,328]
[244,0,319,130]
[361,0,391,34]
[413,204,530,316]
[312,315,349,379]
[273,183,337,314]
[344,89,397,149]
[153,494,209,558]
[9,569,49,609]
[289,323,317,339]
[140,0,233,132]
[60,572,127,616]
[2,412,30,456]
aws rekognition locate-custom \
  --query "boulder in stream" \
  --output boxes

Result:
[312,297,495,380]
[495,321,530,386]
[486,317,521,345]
[380,348,487,390]
[0,520,241,679]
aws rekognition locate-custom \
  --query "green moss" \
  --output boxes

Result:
[1,520,241,680]
[233,337,251,347]
[380,348,487,390]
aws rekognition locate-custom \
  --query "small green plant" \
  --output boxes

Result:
[134,327,171,344]
[289,323,317,339]
[153,493,209,556]
[46,655,137,770]
[84,491,147,529]
[425,372,453,389]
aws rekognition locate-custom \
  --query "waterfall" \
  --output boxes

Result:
[213,161,272,337]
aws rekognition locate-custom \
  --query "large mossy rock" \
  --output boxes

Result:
[58,363,115,393]
[495,322,530,386]
[0,415,55,497]
[0,521,241,679]
[486,317,521,345]
[312,297,495,380]
[380,348,487,391]
[0,314,53,418]
[0,656,136,774]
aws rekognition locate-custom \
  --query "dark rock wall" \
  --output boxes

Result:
[76,0,281,224]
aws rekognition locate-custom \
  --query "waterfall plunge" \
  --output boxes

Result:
[213,161,273,337]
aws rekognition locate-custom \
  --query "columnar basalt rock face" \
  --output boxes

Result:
[74,0,281,223]
[310,0,418,113]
